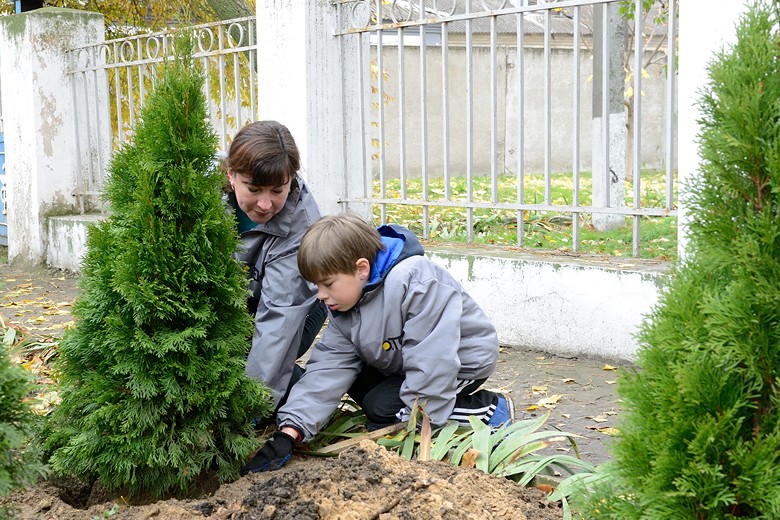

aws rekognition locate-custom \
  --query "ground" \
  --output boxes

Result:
[2,440,564,519]
[0,255,632,519]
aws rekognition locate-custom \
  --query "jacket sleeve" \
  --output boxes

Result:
[245,248,317,407]
[396,275,464,427]
[276,323,363,441]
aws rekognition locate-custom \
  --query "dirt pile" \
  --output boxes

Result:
[1,440,563,520]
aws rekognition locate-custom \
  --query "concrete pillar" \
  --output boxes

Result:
[591,3,626,232]
[0,8,104,267]
[677,1,746,258]
[256,0,369,218]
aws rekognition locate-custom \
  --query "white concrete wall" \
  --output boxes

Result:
[677,0,747,255]
[373,45,673,177]
[429,249,664,360]
[0,8,104,267]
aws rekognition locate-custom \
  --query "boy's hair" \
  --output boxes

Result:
[227,120,299,186]
[298,214,385,283]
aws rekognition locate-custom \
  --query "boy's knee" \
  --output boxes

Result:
[361,393,402,426]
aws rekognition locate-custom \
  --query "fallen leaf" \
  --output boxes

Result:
[562,378,575,383]
[460,448,478,468]
[560,413,570,418]
[606,380,617,385]
[531,385,548,393]
[537,394,570,409]
[589,415,609,423]
[602,364,617,371]
[526,405,539,412]
[534,484,555,494]
[535,356,546,360]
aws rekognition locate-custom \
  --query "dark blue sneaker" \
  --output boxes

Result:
[488,393,515,427]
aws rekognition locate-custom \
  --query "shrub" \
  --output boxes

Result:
[572,1,780,517]
[45,33,272,498]
[0,336,45,497]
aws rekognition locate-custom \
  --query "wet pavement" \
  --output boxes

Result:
[1,257,631,469]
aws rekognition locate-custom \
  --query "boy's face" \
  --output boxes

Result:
[228,170,291,224]
[315,258,370,313]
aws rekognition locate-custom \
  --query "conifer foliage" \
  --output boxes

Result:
[577,1,780,517]
[0,346,45,498]
[45,34,271,498]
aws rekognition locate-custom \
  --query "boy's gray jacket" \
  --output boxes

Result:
[233,174,321,407]
[278,226,499,440]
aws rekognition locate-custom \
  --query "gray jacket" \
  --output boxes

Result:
[232,174,321,407]
[277,226,499,440]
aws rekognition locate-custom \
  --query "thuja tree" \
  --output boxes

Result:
[0,345,46,499]
[572,1,780,518]
[45,34,272,498]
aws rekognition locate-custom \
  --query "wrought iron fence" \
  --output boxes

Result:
[65,16,259,213]
[334,0,677,258]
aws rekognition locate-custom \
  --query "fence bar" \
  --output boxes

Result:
[490,14,498,206]
[398,28,407,200]
[544,8,552,205]
[358,30,370,200]
[665,0,676,210]
[113,42,122,146]
[632,0,643,257]
[572,5,581,252]
[465,9,474,243]
[602,2,610,207]
[376,0,387,224]
[420,23,430,239]
[516,6,525,246]
[217,26,227,151]
[442,22,451,201]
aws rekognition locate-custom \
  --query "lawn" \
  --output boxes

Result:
[373,170,677,260]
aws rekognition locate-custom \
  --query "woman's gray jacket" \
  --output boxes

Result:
[232,174,321,407]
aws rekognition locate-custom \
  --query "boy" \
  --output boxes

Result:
[241,213,513,474]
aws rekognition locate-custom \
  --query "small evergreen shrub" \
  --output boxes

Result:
[45,33,272,498]
[573,2,780,518]
[0,345,45,499]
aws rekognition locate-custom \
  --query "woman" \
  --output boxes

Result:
[225,120,327,412]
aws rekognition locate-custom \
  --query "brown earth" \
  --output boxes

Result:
[1,254,631,519]
[1,440,563,520]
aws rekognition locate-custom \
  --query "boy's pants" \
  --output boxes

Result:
[347,365,499,428]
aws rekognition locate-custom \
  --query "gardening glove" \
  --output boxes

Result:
[240,431,296,475]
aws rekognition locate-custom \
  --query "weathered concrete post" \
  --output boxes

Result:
[0,8,104,267]
[255,0,369,218]
[591,3,626,232]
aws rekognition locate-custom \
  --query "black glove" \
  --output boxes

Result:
[240,430,296,475]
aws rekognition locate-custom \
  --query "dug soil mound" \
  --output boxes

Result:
[1,440,563,519]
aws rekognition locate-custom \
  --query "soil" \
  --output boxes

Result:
[1,440,563,520]
[1,254,631,519]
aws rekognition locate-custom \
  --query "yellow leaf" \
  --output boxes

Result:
[531,385,548,393]
[526,405,539,412]
[602,364,617,371]
[460,448,478,468]
[562,378,575,384]
[606,380,617,385]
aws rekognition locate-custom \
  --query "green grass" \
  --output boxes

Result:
[372,170,677,260]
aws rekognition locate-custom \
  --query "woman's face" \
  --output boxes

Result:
[228,170,292,224]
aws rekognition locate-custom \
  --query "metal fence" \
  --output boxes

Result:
[65,16,259,213]
[334,0,677,258]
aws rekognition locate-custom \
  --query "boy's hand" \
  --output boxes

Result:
[240,430,296,475]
